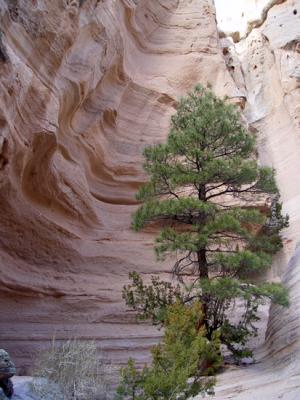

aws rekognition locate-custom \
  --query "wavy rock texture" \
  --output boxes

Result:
[0,0,241,373]
[202,0,300,398]
[237,0,300,268]
[1,0,300,397]
[208,244,300,400]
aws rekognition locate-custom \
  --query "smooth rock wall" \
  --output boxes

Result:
[206,243,300,400]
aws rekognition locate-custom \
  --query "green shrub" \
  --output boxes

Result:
[116,302,221,400]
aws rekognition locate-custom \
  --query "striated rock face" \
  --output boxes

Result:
[207,244,300,400]
[235,0,300,268]
[0,0,240,372]
[203,0,300,398]
[0,0,300,397]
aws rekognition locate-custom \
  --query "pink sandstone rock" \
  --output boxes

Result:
[0,1,300,398]
[0,0,240,373]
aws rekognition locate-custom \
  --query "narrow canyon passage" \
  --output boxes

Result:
[0,0,299,398]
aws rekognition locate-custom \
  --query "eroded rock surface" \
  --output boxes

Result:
[236,0,300,268]
[205,242,300,400]
[0,0,240,372]
[203,0,300,398]
[0,1,300,397]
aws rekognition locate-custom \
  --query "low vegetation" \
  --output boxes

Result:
[31,339,111,400]
[117,301,221,400]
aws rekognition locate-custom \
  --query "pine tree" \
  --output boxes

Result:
[125,86,288,358]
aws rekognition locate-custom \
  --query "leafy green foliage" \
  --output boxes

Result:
[119,85,289,399]
[116,359,147,400]
[123,271,183,324]
[123,273,288,363]
[116,302,221,400]
[132,85,286,283]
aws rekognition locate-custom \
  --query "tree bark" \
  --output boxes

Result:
[197,248,208,278]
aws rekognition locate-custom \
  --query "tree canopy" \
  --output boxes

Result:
[133,85,286,279]
[119,85,289,399]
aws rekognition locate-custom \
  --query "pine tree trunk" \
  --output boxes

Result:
[197,184,208,279]
[197,249,208,278]
[197,248,210,336]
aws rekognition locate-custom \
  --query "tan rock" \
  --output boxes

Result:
[199,1,300,397]
[201,243,300,400]
[234,0,300,265]
[0,0,239,372]
[0,2,299,398]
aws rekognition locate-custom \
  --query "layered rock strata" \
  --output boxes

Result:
[208,244,300,400]
[0,0,240,372]
[1,1,300,397]
[203,0,300,398]
[237,0,300,263]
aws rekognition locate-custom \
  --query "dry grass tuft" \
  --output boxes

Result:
[31,338,111,400]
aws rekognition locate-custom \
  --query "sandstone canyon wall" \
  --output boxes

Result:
[0,0,300,398]
[203,0,300,398]
[0,0,241,373]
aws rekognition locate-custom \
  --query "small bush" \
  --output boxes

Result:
[116,301,222,400]
[31,339,111,400]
